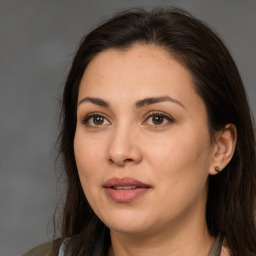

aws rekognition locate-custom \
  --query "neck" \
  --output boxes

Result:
[109,224,214,256]
[108,191,214,256]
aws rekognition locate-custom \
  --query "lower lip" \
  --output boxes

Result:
[105,187,149,203]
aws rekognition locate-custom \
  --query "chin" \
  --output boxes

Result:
[108,222,153,235]
[100,210,154,235]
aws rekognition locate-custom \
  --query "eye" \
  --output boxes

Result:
[143,112,174,126]
[82,113,111,127]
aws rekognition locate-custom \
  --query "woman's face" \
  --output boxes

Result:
[74,45,215,235]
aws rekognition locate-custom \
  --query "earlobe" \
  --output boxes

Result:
[214,166,221,173]
[209,124,237,175]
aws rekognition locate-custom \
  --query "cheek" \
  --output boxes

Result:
[74,131,106,190]
[146,131,211,172]
[74,132,110,217]
[144,133,210,220]
[144,126,212,194]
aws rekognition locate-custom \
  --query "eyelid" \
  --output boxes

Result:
[81,112,111,126]
[80,110,174,127]
[142,111,175,125]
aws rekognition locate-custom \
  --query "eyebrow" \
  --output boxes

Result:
[78,97,109,107]
[78,96,185,109]
[135,96,185,109]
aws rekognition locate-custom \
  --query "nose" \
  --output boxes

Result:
[107,124,142,166]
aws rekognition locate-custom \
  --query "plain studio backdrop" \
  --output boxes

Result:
[0,0,255,255]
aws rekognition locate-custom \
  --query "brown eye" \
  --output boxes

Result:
[93,116,104,125]
[144,113,174,126]
[82,114,111,127]
[152,116,164,125]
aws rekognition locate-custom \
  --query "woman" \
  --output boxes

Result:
[22,7,256,256]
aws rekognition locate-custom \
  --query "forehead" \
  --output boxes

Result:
[78,44,201,109]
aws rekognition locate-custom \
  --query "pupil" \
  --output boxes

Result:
[153,116,163,124]
[94,116,104,125]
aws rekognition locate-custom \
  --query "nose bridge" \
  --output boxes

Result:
[107,120,141,165]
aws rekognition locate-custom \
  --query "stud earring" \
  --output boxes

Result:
[215,166,221,173]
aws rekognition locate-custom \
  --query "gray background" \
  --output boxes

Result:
[0,0,255,255]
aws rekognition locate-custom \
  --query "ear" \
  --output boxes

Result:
[209,124,237,175]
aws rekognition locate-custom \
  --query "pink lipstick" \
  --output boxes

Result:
[103,177,151,203]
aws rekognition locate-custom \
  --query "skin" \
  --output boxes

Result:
[74,44,236,256]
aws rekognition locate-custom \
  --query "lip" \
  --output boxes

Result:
[103,177,151,203]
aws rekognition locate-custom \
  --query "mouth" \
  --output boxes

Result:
[103,177,151,203]
[112,186,137,190]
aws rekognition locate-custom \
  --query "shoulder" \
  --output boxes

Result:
[20,242,54,256]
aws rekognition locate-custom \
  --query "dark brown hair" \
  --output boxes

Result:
[54,7,256,256]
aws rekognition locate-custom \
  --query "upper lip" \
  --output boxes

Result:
[103,177,151,188]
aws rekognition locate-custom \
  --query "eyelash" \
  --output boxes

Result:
[81,111,174,128]
[143,111,175,127]
[81,112,110,127]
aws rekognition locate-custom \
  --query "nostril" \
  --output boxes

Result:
[124,158,133,163]
[108,159,114,164]
[108,157,133,165]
